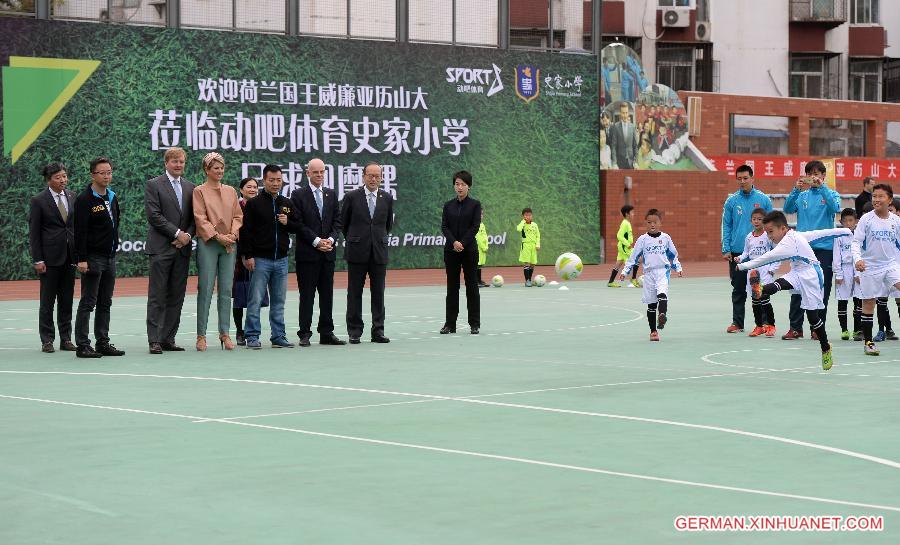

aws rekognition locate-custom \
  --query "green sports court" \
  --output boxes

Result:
[2,274,898,544]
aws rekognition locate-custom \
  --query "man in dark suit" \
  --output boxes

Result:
[608,102,637,169]
[29,162,77,353]
[144,147,195,354]
[290,158,345,347]
[341,162,394,344]
[652,123,672,155]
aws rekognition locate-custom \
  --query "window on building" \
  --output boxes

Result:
[810,118,866,157]
[790,55,842,99]
[696,0,710,21]
[849,60,882,101]
[851,0,879,23]
[730,115,790,155]
[658,0,692,6]
[886,122,900,157]
[656,43,712,92]
[884,59,900,103]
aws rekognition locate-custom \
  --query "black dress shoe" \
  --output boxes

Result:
[96,343,125,356]
[470,327,480,335]
[60,340,77,351]
[349,336,361,344]
[160,342,185,352]
[236,332,246,346]
[370,335,391,343]
[42,342,55,353]
[76,345,103,358]
[440,325,456,334]
[298,336,311,347]
[320,334,346,345]
[149,342,163,355]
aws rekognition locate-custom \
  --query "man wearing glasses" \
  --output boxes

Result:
[72,157,125,358]
[721,164,772,334]
[341,162,394,344]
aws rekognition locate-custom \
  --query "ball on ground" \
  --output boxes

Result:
[533,274,546,287]
[491,274,504,288]
[554,252,583,281]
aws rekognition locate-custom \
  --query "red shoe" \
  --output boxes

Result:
[811,330,819,341]
[764,325,776,337]
[781,329,803,340]
[748,326,766,337]
[726,324,743,333]
[649,331,660,341]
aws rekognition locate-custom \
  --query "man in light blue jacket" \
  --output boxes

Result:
[780,160,842,339]
[722,165,773,332]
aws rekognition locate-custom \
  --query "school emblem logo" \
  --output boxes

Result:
[754,203,760,208]
[736,205,743,215]
[515,65,540,104]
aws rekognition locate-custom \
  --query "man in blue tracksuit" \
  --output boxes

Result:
[781,160,842,340]
[722,164,773,332]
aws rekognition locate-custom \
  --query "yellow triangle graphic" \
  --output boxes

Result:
[8,56,101,163]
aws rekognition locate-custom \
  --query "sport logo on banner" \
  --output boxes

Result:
[445,64,503,97]
[515,65,540,104]
[2,57,100,164]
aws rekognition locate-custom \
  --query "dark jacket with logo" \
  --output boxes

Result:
[73,183,121,262]
[238,191,300,260]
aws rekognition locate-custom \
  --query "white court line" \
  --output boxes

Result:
[2,392,898,514]
[191,399,434,423]
[3,370,899,471]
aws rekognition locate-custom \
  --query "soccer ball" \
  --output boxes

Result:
[555,252,583,281]
[533,274,546,287]
[491,274,504,287]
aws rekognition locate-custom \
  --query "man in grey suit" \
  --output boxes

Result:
[341,162,394,344]
[608,102,638,169]
[29,162,77,353]
[145,147,195,354]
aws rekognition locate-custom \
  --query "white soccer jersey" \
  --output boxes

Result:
[622,231,682,275]
[737,231,776,276]
[851,211,900,274]
[832,234,857,280]
[737,228,852,275]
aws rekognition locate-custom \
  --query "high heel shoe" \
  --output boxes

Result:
[196,335,207,352]
[219,333,235,351]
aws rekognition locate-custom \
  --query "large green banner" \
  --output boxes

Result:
[0,18,598,280]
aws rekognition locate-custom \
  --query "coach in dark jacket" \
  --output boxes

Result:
[144,147,195,354]
[440,170,481,335]
[341,162,394,344]
[72,157,125,358]
[290,158,345,346]
[29,162,77,353]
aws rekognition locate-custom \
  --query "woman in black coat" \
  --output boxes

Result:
[440,170,482,335]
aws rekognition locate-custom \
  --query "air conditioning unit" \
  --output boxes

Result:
[695,21,711,41]
[662,7,691,28]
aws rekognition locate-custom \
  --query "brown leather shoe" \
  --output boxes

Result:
[42,342,55,353]
[60,340,77,351]
[149,342,163,355]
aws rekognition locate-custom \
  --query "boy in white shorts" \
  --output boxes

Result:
[620,208,684,342]
[734,207,777,337]
[738,211,851,370]
[833,208,860,341]
[853,184,900,356]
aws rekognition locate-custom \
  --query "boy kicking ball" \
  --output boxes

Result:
[619,209,683,341]
[738,211,850,370]
[851,184,900,357]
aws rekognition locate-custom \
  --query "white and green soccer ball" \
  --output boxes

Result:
[533,274,547,287]
[554,252,583,281]
[491,274,505,288]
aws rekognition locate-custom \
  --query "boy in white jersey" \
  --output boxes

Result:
[734,208,777,337]
[738,211,851,370]
[833,208,861,341]
[620,209,684,341]
[852,184,900,356]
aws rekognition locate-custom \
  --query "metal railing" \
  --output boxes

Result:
[790,0,847,22]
